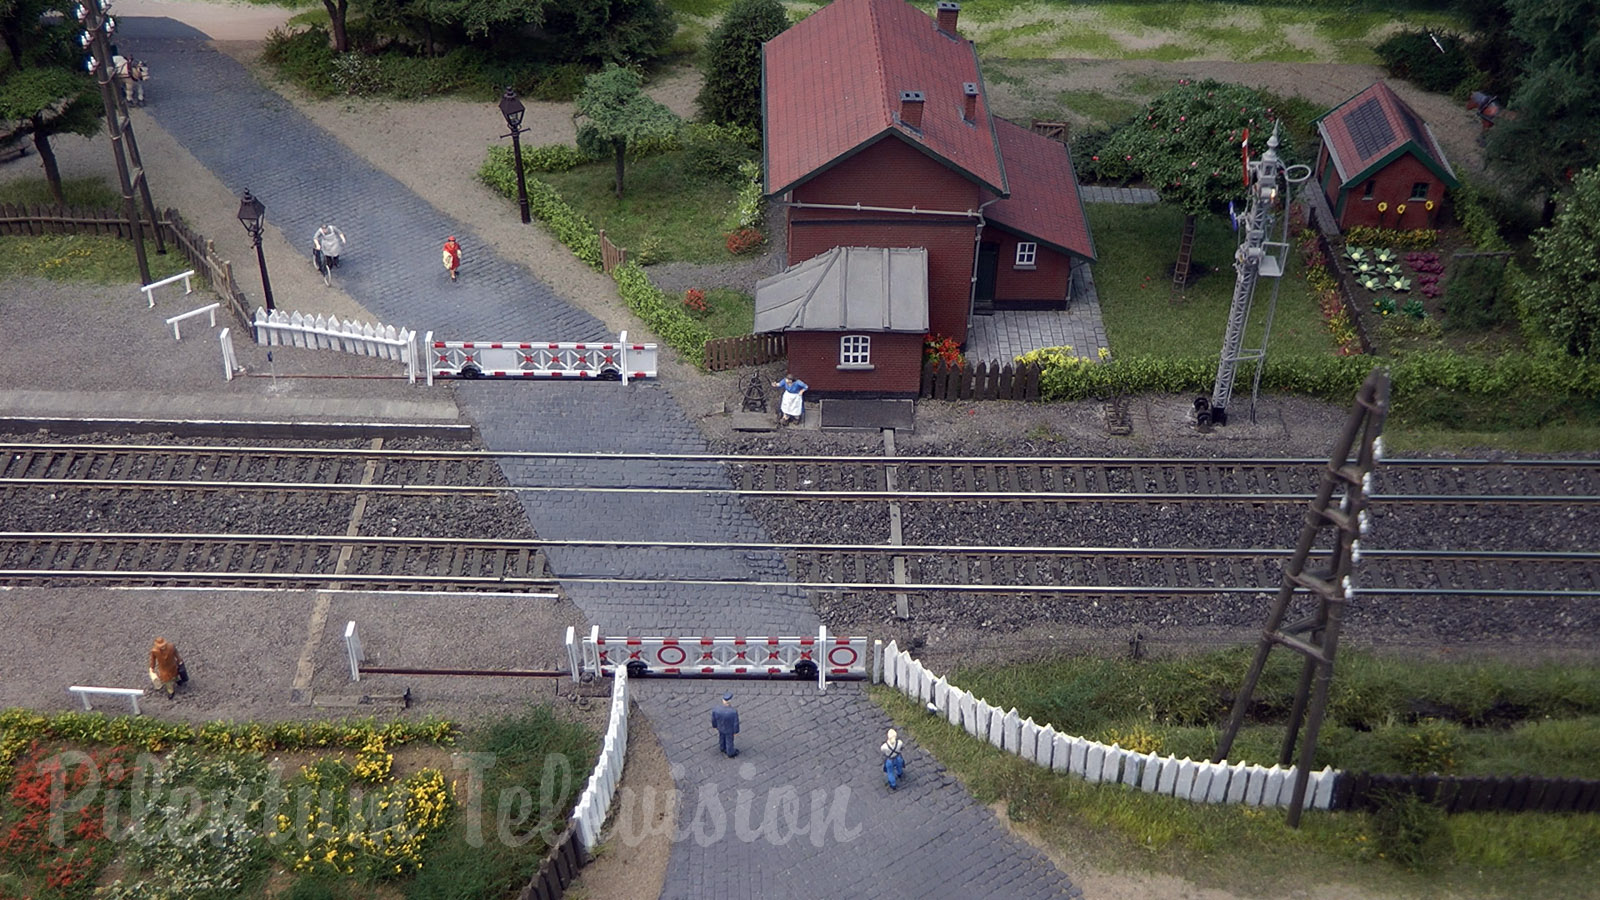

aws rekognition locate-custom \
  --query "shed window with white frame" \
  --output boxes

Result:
[1014,242,1037,268]
[840,334,871,368]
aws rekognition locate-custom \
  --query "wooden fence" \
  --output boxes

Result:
[162,209,252,327]
[516,825,585,900]
[0,202,151,238]
[1308,227,1375,355]
[705,332,786,371]
[921,360,1042,401]
[1333,771,1600,815]
[599,229,626,274]
[0,202,253,328]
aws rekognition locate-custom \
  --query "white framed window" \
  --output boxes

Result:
[840,334,871,367]
[1014,242,1037,268]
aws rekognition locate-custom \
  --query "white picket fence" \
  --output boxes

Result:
[570,664,629,854]
[876,641,1338,810]
[252,309,419,383]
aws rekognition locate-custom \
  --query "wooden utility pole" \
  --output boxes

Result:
[1213,368,1391,826]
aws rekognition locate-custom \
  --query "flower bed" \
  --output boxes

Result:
[0,713,460,900]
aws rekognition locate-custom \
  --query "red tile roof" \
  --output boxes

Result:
[763,0,1006,198]
[1316,81,1458,189]
[988,118,1096,261]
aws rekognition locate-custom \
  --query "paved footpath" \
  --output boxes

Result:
[122,16,1081,898]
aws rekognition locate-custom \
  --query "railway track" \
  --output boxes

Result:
[5,443,1600,504]
[2,442,1594,599]
[1,533,1593,598]
[0,533,556,592]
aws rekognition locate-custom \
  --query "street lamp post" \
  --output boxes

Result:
[236,189,276,312]
[498,88,531,224]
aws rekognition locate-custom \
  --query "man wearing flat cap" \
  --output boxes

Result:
[711,692,740,757]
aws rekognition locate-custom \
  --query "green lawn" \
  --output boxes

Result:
[537,154,743,264]
[0,176,121,208]
[689,286,756,339]
[1087,202,1334,361]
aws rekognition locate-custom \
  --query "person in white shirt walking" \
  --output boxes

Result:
[881,728,906,789]
[312,224,347,285]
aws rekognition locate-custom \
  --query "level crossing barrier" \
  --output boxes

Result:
[575,625,868,691]
[424,331,657,384]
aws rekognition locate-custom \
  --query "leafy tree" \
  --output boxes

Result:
[540,0,675,66]
[0,0,102,205]
[574,64,679,197]
[355,0,550,54]
[1485,0,1600,206]
[1521,164,1600,359]
[696,0,787,128]
[1093,79,1288,289]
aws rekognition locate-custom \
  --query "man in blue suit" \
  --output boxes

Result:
[712,692,740,757]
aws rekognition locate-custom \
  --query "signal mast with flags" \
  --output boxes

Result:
[1194,122,1312,427]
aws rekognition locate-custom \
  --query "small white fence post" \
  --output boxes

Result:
[141,269,195,308]
[817,625,828,693]
[219,328,236,381]
[424,330,435,386]
[344,621,363,681]
[620,330,630,385]
[166,302,220,340]
[565,626,580,683]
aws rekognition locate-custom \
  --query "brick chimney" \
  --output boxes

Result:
[899,90,925,130]
[963,82,979,123]
[936,1,960,35]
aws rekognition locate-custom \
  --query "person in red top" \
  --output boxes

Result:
[442,236,462,282]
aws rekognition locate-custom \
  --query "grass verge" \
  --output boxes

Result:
[873,678,1600,899]
[536,154,742,264]
[0,176,121,208]
[946,648,1600,778]
[0,234,191,284]
[1086,202,1332,359]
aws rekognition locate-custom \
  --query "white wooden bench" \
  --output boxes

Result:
[141,269,196,308]
[166,302,220,340]
[68,685,145,715]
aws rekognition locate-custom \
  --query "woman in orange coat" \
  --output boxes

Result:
[442,236,462,282]
[148,637,183,698]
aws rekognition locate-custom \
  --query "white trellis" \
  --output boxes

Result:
[252,309,419,383]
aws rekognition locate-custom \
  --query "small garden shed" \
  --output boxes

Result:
[1314,81,1459,231]
[757,0,1095,397]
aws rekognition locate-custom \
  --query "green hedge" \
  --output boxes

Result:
[613,263,710,367]
[479,145,603,268]
[1024,348,1600,405]
[478,145,711,365]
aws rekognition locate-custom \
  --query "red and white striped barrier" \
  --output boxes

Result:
[424,330,656,385]
[574,626,869,691]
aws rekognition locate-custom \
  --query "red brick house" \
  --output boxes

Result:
[1314,81,1459,231]
[757,0,1095,396]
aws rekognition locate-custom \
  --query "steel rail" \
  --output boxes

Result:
[4,477,1596,505]
[2,568,1593,598]
[0,569,556,587]
[1,532,1594,563]
[5,441,1598,467]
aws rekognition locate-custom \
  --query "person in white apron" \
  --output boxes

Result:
[774,373,808,424]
